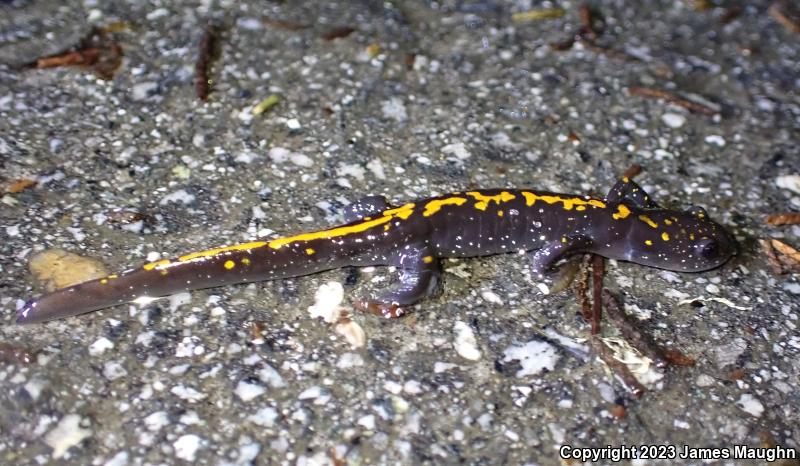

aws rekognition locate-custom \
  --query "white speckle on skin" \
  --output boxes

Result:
[453,321,482,361]
[89,337,114,356]
[434,362,457,373]
[44,414,92,459]
[173,434,203,461]
[704,135,726,147]
[235,380,266,402]
[5,224,19,237]
[502,340,559,377]
[737,394,764,417]
[661,112,686,128]
[381,97,407,122]
[480,290,504,305]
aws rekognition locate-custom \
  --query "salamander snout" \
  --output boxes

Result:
[623,206,736,272]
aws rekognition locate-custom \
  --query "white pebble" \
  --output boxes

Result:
[235,380,266,402]
[453,321,482,361]
[661,113,686,128]
[737,394,764,417]
[704,135,726,147]
[173,434,202,461]
[775,175,800,195]
[381,97,408,122]
[45,414,91,459]
[89,337,114,356]
[502,340,559,377]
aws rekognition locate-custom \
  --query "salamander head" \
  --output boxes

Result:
[620,205,736,272]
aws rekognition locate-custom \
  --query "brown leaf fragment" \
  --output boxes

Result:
[590,337,646,397]
[609,403,627,419]
[6,178,37,194]
[765,213,800,226]
[769,1,800,35]
[33,27,122,80]
[761,238,800,274]
[661,348,696,367]
[602,290,670,368]
[719,6,742,25]
[0,342,35,365]
[628,86,717,115]
[261,16,310,31]
[322,27,356,41]
[195,25,217,101]
[578,4,598,40]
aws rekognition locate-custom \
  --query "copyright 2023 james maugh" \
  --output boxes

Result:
[559,444,797,462]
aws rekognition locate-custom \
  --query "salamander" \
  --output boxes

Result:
[17,177,735,324]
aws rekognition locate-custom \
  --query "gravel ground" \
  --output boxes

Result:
[1,1,799,465]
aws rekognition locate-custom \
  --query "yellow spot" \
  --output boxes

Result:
[423,197,467,216]
[178,241,267,262]
[497,210,504,217]
[467,191,516,211]
[561,236,567,243]
[622,176,630,183]
[305,248,315,255]
[689,233,696,240]
[638,215,658,228]
[268,203,416,249]
[160,270,168,275]
[224,260,235,269]
[382,203,415,220]
[383,224,390,231]
[422,256,434,264]
[108,274,118,279]
[664,219,673,225]
[612,204,631,219]
[143,259,172,271]
[521,192,607,210]
[242,258,251,265]
[661,232,670,241]
[645,240,653,246]
[100,279,108,284]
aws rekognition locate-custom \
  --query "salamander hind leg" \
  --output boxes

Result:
[356,246,440,318]
[530,235,593,276]
[606,177,659,209]
[344,195,390,223]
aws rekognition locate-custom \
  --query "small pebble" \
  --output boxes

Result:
[661,113,686,128]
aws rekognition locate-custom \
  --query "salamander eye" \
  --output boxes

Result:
[687,206,708,219]
[696,238,719,258]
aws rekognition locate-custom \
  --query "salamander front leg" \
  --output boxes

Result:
[530,235,593,276]
[606,177,659,209]
[356,246,440,318]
